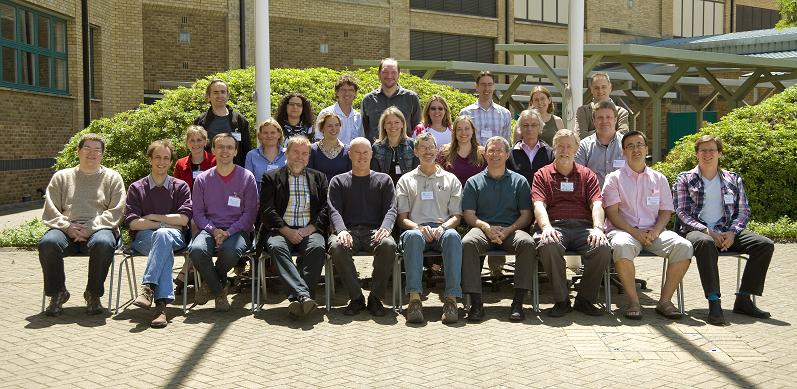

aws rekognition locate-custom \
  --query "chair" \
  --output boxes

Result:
[113,247,190,314]
[316,251,402,313]
[182,247,258,314]
[251,252,337,313]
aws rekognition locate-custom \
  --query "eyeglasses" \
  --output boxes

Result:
[520,123,541,129]
[624,143,647,150]
[415,145,437,152]
[287,102,303,108]
[80,147,103,154]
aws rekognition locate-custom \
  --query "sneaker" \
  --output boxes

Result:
[367,294,386,317]
[573,296,603,316]
[406,300,424,324]
[343,295,366,316]
[45,289,70,317]
[300,296,318,316]
[194,283,211,305]
[150,301,168,328]
[84,290,105,315]
[441,299,458,324]
[133,284,154,310]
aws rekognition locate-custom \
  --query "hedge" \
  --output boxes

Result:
[653,85,797,223]
[54,67,477,187]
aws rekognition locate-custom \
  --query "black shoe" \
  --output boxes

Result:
[288,299,303,320]
[343,295,366,316]
[707,300,728,326]
[45,289,70,317]
[300,295,318,316]
[548,300,572,317]
[573,296,603,316]
[509,301,525,321]
[466,303,484,322]
[733,295,770,319]
[173,278,184,296]
[367,295,386,317]
[84,291,105,315]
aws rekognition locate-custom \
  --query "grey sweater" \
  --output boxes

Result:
[328,171,396,232]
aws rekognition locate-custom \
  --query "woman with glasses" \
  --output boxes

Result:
[276,92,316,141]
[412,95,453,146]
[525,86,564,146]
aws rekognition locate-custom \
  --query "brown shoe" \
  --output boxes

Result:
[84,290,105,315]
[150,301,168,328]
[214,285,230,312]
[194,283,211,305]
[45,289,70,316]
[133,284,154,310]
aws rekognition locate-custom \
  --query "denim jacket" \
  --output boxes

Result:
[370,138,419,178]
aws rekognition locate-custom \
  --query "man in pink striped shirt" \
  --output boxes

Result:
[603,131,692,320]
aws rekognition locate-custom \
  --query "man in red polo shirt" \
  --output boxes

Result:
[532,129,612,317]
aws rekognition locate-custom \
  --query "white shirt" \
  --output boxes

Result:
[319,102,363,146]
[699,173,723,229]
[415,126,452,146]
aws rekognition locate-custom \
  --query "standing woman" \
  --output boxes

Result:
[276,92,315,141]
[173,125,216,190]
[309,111,352,182]
[412,95,453,146]
[437,115,486,185]
[245,118,287,193]
[193,79,250,166]
[525,86,564,145]
[371,106,419,184]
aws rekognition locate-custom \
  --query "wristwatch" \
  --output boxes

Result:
[159,222,166,229]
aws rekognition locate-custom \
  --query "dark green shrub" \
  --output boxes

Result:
[55,67,476,186]
[653,86,797,222]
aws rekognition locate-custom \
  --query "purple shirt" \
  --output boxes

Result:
[602,165,673,231]
[439,152,487,186]
[124,175,192,239]
[192,165,258,235]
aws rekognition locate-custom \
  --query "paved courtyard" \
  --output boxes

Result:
[0,244,794,388]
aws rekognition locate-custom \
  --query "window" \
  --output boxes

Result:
[410,31,495,81]
[736,5,780,32]
[411,0,497,18]
[515,0,569,25]
[0,1,67,94]
[673,0,724,37]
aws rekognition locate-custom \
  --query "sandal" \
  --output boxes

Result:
[623,301,643,320]
[655,301,683,320]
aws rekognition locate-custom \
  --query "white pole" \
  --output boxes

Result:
[567,0,584,130]
[255,0,271,123]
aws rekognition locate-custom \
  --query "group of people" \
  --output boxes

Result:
[38,58,774,329]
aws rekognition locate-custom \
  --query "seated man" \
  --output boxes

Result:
[328,137,397,317]
[575,100,624,187]
[461,136,535,322]
[189,133,258,312]
[260,136,329,320]
[603,131,692,320]
[532,129,611,317]
[674,134,774,325]
[39,133,126,316]
[396,133,463,324]
[124,140,192,328]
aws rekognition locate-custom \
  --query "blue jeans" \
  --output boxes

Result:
[38,228,117,296]
[188,230,252,295]
[131,228,187,303]
[400,227,462,298]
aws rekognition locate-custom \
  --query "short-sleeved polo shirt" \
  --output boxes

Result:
[532,162,602,221]
[396,166,462,225]
[462,168,531,227]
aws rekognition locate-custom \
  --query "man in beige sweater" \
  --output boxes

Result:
[39,133,126,316]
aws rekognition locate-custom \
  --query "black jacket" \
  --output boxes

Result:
[508,141,554,186]
[257,166,329,251]
[193,105,251,167]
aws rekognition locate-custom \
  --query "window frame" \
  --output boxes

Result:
[514,0,569,26]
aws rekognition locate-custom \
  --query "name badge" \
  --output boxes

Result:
[723,194,734,205]
[421,191,434,200]
[394,165,402,175]
[231,132,242,142]
[560,182,574,192]
[646,196,660,206]
[192,170,201,179]
[613,159,626,168]
[227,195,241,208]
[266,164,278,171]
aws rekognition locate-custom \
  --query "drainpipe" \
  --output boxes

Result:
[82,0,90,128]
[240,0,246,68]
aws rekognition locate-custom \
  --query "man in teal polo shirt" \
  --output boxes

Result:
[461,136,535,322]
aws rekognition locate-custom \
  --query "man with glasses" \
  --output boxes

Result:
[508,109,554,185]
[674,135,774,325]
[603,131,692,320]
[39,133,126,316]
[575,100,625,187]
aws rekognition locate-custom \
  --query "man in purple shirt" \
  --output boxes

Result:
[674,134,773,325]
[124,140,192,327]
[189,134,258,312]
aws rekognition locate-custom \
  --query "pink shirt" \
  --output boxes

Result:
[515,140,541,165]
[602,165,673,231]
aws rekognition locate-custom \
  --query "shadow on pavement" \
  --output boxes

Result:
[25,307,108,329]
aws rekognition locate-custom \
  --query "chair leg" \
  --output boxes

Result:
[677,281,685,314]
[393,254,402,312]
[41,291,46,313]
[604,264,612,314]
[532,259,540,313]
[107,255,116,315]
[250,257,257,314]
[325,256,332,312]
[115,255,131,314]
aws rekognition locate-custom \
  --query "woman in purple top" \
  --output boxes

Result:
[436,115,486,185]
[309,111,352,182]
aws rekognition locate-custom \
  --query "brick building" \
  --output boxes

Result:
[0,0,782,206]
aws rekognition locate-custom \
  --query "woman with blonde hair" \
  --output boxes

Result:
[309,111,352,181]
[173,125,216,189]
[245,118,287,193]
[371,106,419,183]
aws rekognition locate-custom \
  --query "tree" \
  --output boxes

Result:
[776,0,797,29]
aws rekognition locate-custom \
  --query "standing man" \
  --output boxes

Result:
[39,133,126,316]
[603,131,692,320]
[575,100,625,187]
[328,137,398,317]
[125,140,192,328]
[361,58,421,142]
[396,133,463,324]
[461,136,535,322]
[532,129,611,317]
[260,136,329,320]
[574,72,630,139]
[193,79,251,166]
[189,133,258,312]
[318,74,363,145]
[459,71,512,146]
[674,135,773,325]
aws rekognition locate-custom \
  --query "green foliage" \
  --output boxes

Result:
[55,67,476,186]
[0,219,48,248]
[653,86,797,222]
[776,0,797,29]
[748,216,797,243]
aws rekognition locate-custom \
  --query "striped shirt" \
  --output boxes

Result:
[284,172,311,227]
[459,101,511,146]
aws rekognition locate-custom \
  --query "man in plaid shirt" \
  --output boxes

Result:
[673,135,774,326]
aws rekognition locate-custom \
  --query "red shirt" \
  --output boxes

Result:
[173,151,216,190]
[532,162,602,221]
